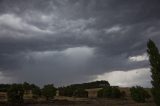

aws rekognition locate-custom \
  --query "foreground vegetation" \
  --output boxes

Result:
[130,86,150,103]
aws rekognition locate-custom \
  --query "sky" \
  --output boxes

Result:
[0,0,160,87]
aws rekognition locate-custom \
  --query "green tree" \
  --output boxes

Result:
[130,86,150,103]
[147,39,160,105]
[0,84,10,92]
[42,84,56,101]
[7,84,24,104]
[23,82,31,90]
[23,82,41,99]
[30,84,41,99]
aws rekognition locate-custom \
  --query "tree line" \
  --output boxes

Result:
[0,82,56,105]
[0,81,110,104]
[58,80,110,97]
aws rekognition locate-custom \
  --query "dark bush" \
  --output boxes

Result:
[130,86,151,103]
[98,87,112,98]
[98,87,122,98]
[7,84,24,104]
[151,88,160,105]
[111,87,121,98]
[121,91,126,97]
[42,84,56,100]
[59,87,75,97]
[73,88,88,98]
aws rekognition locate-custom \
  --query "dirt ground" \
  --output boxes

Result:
[25,99,156,106]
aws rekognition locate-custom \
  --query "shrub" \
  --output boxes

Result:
[98,87,112,98]
[111,87,121,98]
[59,87,75,97]
[130,86,150,103]
[73,88,88,98]
[98,87,122,98]
[151,88,160,105]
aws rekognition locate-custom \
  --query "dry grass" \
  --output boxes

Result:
[25,98,155,106]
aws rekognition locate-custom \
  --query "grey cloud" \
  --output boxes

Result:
[0,0,160,86]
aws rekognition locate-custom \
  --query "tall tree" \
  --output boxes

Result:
[42,84,56,101]
[147,39,160,106]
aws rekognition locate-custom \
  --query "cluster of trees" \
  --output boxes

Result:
[0,82,57,104]
[0,80,110,104]
[97,87,123,98]
[0,84,11,92]
[59,80,109,97]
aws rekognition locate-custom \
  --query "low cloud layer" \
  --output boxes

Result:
[0,0,160,87]
[96,68,151,87]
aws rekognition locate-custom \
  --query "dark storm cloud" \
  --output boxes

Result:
[0,0,160,86]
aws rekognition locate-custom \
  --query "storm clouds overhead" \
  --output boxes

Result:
[0,0,160,87]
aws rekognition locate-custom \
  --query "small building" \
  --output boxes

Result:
[0,92,7,102]
[56,90,59,96]
[85,88,102,98]
[23,90,34,100]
